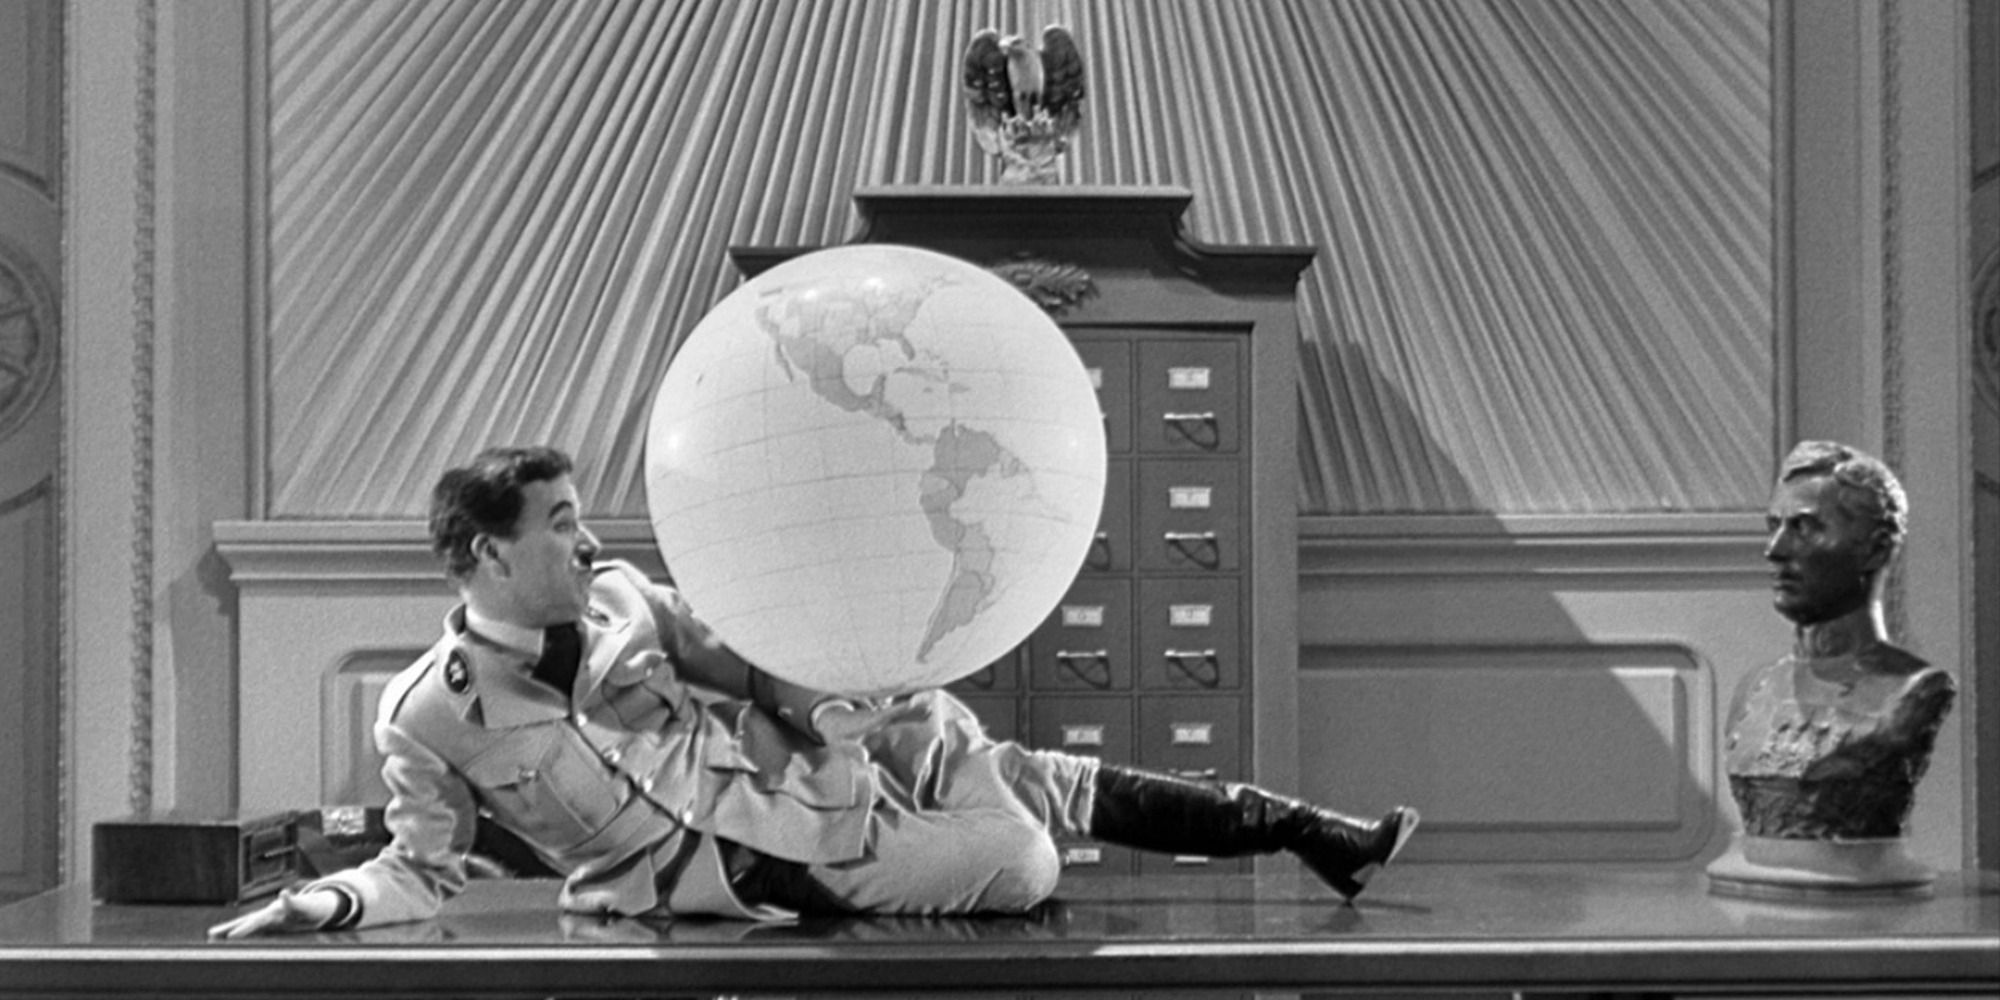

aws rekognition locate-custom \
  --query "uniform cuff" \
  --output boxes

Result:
[319,883,361,930]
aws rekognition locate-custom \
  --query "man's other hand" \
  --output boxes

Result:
[206,886,341,939]
[809,696,932,743]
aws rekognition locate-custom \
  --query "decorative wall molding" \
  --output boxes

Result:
[1878,0,1911,646]
[214,518,667,585]
[1881,0,1906,473]
[1300,514,1768,579]
[124,0,157,820]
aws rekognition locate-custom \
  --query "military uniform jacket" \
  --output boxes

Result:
[311,561,875,927]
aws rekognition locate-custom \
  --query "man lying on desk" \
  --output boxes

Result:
[209,445,1417,937]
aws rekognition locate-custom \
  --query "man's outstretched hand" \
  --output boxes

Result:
[206,886,341,939]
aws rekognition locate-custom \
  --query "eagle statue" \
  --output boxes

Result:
[963,25,1085,184]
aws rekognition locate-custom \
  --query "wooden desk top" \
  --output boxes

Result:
[1,864,1993,997]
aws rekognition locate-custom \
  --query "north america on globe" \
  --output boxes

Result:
[646,244,1106,696]
[755,269,1046,662]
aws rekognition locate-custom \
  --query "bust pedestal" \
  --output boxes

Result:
[1706,834,1936,899]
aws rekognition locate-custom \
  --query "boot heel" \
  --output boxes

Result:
[1313,806,1419,902]
[1384,806,1420,864]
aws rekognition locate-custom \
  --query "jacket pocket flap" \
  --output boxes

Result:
[461,729,558,788]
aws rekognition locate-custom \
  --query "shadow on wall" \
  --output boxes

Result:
[1296,340,1723,869]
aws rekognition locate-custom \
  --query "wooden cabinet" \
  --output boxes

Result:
[735,186,1311,877]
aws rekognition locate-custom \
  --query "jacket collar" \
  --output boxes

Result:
[442,601,642,728]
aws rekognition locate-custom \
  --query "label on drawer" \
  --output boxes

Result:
[1167,485,1213,509]
[1170,722,1215,745]
[1062,724,1106,747]
[1168,604,1214,628]
[1061,604,1106,628]
[1087,366,1104,390]
[1062,846,1104,866]
[1168,366,1212,390]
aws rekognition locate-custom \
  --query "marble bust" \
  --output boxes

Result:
[1707,441,1956,897]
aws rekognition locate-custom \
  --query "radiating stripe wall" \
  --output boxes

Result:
[263,0,1773,518]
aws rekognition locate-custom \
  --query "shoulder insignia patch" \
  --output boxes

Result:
[444,651,471,694]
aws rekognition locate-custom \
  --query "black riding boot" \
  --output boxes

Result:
[1086,765,1418,901]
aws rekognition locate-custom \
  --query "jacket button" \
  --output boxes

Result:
[604,747,622,765]
[641,776,655,792]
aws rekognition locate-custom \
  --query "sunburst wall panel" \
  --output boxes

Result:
[264,0,1772,518]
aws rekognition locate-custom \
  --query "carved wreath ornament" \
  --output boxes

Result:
[1977,287,2000,413]
[0,241,56,444]
[986,253,1098,317]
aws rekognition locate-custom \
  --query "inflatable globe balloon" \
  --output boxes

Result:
[645,244,1107,697]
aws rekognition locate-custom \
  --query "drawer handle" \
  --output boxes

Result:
[1087,530,1113,569]
[1162,411,1220,448]
[1164,648,1221,686]
[1056,649,1112,687]
[1163,531,1220,568]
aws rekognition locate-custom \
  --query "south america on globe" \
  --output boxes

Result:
[645,244,1108,697]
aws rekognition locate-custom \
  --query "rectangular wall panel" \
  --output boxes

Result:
[0,487,56,896]
[0,0,60,196]
[322,651,425,806]
[1299,644,1713,863]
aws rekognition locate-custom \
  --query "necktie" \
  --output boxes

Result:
[533,622,583,698]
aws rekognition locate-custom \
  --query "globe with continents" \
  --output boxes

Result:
[645,244,1107,696]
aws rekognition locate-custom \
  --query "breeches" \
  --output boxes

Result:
[803,689,1098,915]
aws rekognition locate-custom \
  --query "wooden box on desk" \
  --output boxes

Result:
[92,811,301,904]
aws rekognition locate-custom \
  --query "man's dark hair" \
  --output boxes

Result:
[428,446,575,579]
[1779,440,1908,544]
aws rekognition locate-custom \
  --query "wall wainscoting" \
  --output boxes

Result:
[1296,514,1781,866]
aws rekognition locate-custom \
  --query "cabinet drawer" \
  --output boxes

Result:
[1138,847,1250,875]
[1137,339,1241,454]
[947,649,1020,693]
[1029,578,1134,691]
[1082,459,1134,574]
[1071,337,1133,455]
[1027,696,1134,760]
[1137,695,1244,780]
[1030,696,1138,876]
[1144,848,1248,872]
[1137,695,1249,874]
[1137,577,1242,690]
[1137,460,1243,572]
[950,693,1021,744]
[1055,839,1138,876]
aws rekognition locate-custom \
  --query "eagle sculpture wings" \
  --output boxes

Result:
[963,25,1085,184]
